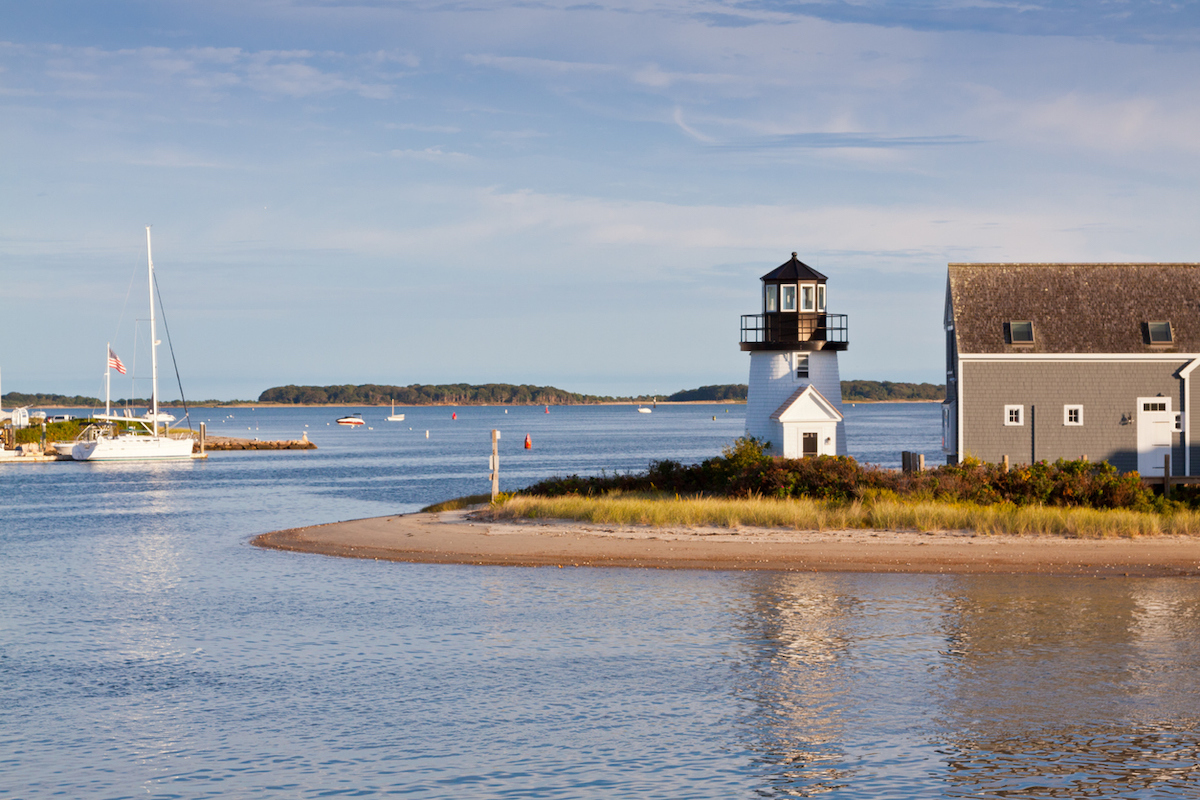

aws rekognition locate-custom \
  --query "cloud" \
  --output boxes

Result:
[388,146,472,160]
[6,43,398,102]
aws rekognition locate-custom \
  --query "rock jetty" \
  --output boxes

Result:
[199,435,316,451]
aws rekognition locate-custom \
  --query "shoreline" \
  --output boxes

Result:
[15,400,942,410]
[251,511,1200,577]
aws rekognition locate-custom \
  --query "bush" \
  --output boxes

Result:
[520,439,1163,512]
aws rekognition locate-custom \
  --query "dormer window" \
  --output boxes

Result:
[1010,321,1034,344]
[765,285,778,313]
[781,285,797,312]
[1148,321,1173,343]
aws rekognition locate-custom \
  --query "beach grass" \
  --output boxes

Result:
[422,494,495,513]
[488,491,1200,538]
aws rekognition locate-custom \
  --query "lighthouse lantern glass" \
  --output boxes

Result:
[765,285,778,312]
[817,285,826,312]
[781,285,797,311]
[800,285,815,312]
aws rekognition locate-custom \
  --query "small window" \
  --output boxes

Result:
[1064,405,1083,426]
[1004,405,1023,426]
[800,284,815,312]
[816,284,826,312]
[1144,401,1167,412]
[1175,413,1183,432]
[765,285,778,313]
[795,353,809,379]
[1148,321,1173,343]
[781,285,797,312]
[1010,321,1034,343]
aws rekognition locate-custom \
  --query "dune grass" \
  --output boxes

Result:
[421,494,495,513]
[488,491,1200,538]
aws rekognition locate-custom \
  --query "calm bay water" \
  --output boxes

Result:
[4,403,1199,799]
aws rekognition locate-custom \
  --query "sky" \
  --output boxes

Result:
[3,0,1200,401]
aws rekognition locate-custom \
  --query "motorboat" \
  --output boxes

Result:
[336,413,365,426]
[71,228,195,462]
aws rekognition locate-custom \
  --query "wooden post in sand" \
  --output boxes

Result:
[199,422,206,455]
[1164,453,1172,499]
[490,429,501,501]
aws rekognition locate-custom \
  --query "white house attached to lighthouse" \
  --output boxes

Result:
[740,253,848,458]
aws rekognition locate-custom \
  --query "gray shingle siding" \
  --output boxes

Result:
[960,360,1188,474]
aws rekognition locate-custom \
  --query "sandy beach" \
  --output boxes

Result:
[252,511,1200,577]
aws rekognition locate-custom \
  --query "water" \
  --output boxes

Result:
[5,403,1199,799]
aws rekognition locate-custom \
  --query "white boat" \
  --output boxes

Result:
[386,399,405,422]
[336,413,365,426]
[71,228,195,462]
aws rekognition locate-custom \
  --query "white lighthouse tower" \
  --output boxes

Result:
[740,253,848,458]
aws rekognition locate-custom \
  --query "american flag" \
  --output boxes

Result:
[108,347,126,375]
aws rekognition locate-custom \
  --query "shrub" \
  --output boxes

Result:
[520,439,1162,512]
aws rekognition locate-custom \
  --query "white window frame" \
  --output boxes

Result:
[765,284,778,313]
[1063,405,1083,426]
[816,284,826,312]
[799,284,815,312]
[781,285,797,312]
[795,353,809,379]
[1004,405,1024,426]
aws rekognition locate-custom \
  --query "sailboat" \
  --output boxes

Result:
[386,398,405,422]
[71,228,195,462]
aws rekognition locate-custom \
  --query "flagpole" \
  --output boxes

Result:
[106,342,111,417]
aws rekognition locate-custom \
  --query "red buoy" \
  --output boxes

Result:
[452,412,457,420]
[544,405,549,413]
[524,434,532,449]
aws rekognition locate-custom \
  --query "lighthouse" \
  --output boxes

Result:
[740,253,848,458]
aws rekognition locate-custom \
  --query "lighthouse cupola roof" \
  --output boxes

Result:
[761,252,828,283]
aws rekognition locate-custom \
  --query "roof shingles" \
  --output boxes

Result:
[948,263,1200,354]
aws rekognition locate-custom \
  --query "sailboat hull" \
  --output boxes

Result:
[73,435,194,461]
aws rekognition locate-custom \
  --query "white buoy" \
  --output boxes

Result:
[425,430,429,438]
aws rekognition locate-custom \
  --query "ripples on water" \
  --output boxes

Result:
[3,404,1199,798]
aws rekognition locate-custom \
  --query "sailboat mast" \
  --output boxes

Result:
[146,226,159,438]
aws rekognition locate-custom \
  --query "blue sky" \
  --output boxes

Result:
[4,1,1200,400]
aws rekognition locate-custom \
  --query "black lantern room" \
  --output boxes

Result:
[740,253,849,351]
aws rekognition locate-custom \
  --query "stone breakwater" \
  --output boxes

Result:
[198,436,316,451]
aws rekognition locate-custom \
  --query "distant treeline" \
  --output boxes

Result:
[667,385,748,402]
[258,384,633,406]
[257,381,943,405]
[6,381,945,409]
[2,392,243,408]
[842,381,944,402]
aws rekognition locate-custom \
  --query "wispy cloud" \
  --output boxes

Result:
[388,146,472,160]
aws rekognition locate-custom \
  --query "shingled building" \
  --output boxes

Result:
[943,263,1200,476]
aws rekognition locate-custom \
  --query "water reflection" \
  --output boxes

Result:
[734,574,861,795]
[935,577,1200,798]
[731,574,1200,799]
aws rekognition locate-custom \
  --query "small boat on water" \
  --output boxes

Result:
[638,406,652,413]
[386,399,405,422]
[336,413,365,426]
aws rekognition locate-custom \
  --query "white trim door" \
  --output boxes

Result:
[1137,397,1174,476]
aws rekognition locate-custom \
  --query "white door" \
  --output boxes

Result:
[1137,397,1174,475]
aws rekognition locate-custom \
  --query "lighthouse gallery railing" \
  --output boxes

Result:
[740,313,848,345]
